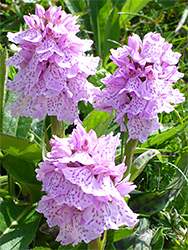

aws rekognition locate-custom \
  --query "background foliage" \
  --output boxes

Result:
[0,0,188,249]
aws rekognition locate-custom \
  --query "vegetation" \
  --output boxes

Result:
[0,0,187,249]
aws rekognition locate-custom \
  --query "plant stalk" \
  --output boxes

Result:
[124,139,138,176]
[8,174,15,196]
[88,231,107,250]
[121,132,125,162]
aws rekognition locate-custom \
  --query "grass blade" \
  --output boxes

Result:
[119,0,151,26]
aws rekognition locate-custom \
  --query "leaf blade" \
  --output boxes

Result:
[0,200,40,250]
[103,7,120,65]
[0,134,42,162]
[119,0,151,26]
[141,119,188,148]
[82,110,113,135]
[130,149,163,181]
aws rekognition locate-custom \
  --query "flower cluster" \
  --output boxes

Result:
[93,32,185,142]
[6,4,99,123]
[36,124,138,246]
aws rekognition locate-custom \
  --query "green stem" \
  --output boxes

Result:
[124,139,138,176]
[88,231,107,250]
[100,230,107,250]
[8,174,15,196]
[121,132,125,162]
[88,238,100,250]
[173,109,182,123]
[44,119,51,152]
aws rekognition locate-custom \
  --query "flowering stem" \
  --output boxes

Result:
[8,174,15,196]
[51,116,64,137]
[88,231,107,250]
[88,238,100,250]
[100,230,107,250]
[124,139,138,176]
[121,132,125,162]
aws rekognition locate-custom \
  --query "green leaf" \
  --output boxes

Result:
[0,175,8,186]
[95,112,116,137]
[3,93,32,138]
[97,0,112,49]
[87,0,101,56]
[0,189,10,200]
[105,243,116,250]
[129,191,170,216]
[2,155,41,202]
[64,0,86,14]
[16,116,32,138]
[3,92,18,136]
[0,134,42,162]
[3,64,19,137]
[2,155,39,185]
[103,7,120,65]
[119,0,151,26]
[141,119,188,148]
[87,0,112,57]
[151,227,164,250]
[111,0,127,10]
[107,227,136,243]
[0,49,7,134]
[130,149,163,181]
[0,200,40,250]
[83,110,111,132]
[82,110,115,136]
[165,151,188,200]
[114,218,152,249]
[64,0,91,38]
[88,68,109,87]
